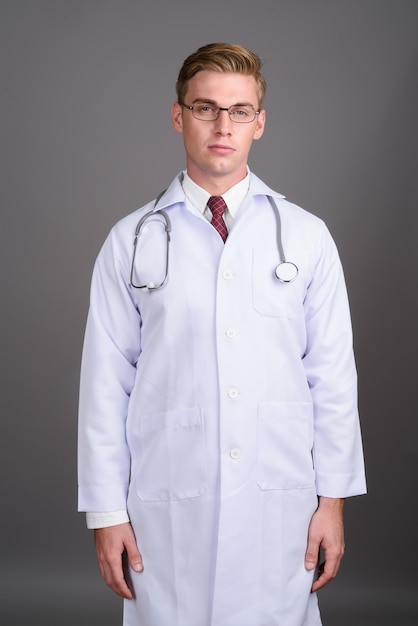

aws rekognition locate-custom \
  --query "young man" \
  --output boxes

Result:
[78,43,366,625]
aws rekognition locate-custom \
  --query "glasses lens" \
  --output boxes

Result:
[192,103,218,121]
[229,105,256,123]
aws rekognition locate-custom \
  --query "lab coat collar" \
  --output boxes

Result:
[152,171,285,212]
[248,172,286,201]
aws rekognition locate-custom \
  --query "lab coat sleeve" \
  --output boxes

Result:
[302,222,366,498]
[78,224,141,512]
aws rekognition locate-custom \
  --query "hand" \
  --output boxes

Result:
[305,497,345,592]
[94,522,143,599]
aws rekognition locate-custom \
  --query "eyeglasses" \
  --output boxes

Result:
[181,101,260,123]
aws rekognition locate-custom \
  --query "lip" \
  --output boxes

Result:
[208,144,235,154]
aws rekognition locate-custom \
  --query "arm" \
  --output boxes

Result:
[302,225,366,499]
[305,497,345,592]
[94,523,144,599]
[78,228,143,594]
[78,225,141,513]
[301,224,365,589]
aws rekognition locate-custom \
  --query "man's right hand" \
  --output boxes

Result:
[94,522,143,599]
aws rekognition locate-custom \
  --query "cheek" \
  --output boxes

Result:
[183,130,195,149]
[242,130,258,149]
[184,127,204,150]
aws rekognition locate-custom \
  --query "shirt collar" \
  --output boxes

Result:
[182,170,250,219]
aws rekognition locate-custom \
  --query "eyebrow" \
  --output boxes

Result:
[191,98,255,108]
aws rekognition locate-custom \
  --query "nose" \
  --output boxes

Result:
[214,109,233,134]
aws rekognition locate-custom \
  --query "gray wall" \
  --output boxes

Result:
[1,1,417,624]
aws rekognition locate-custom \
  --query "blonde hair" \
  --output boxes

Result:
[176,43,267,107]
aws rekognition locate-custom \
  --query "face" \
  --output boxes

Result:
[172,71,265,194]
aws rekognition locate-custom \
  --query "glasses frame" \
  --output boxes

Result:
[180,101,260,124]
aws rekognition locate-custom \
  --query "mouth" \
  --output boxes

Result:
[208,144,235,155]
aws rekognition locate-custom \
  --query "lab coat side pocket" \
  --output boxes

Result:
[257,402,315,490]
[135,406,207,502]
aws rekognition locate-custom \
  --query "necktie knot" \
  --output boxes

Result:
[207,196,228,242]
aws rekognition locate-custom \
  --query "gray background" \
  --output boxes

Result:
[1,1,417,624]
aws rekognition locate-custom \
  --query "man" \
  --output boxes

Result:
[78,43,366,626]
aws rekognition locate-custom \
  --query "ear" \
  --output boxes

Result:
[171,102,183,134]
[253,108,266,141]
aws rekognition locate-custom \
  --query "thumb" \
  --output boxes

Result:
[305,540,319,571]
[125,534,144,573]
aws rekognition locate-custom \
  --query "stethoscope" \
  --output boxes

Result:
[130,192,299,290]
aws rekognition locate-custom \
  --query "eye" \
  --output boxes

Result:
[231,106,251,118]
[196,103,215,114]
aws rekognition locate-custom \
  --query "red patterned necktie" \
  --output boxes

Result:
[207,196,228,242]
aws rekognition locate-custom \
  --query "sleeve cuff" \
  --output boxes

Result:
[86,509,130,529]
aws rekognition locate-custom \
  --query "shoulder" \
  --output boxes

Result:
[249,172,327,231]
[105,172,186,247]
[275,197,327,232]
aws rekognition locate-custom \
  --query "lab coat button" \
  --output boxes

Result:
[225,328,237,339]
[222,269,234,280]
[229,448,242,460]
[228,387,239,399]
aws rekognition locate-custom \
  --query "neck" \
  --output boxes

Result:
[186,165,248,196]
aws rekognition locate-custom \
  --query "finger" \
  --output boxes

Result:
[95,541,133,599]
[311,554,341,592]
[102,555,134,599]
[311,561,329,592]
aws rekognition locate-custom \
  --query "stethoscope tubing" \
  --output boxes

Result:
[130,208,172,289]
[267,196,298,283]
[130,193,298,289]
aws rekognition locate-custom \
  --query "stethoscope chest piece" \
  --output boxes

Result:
[275,261,298,283]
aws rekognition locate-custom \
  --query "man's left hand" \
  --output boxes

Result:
[305,496,345,592]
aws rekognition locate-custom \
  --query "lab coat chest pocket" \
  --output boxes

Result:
[135,407,207,502]
[252,248,303,318]
[257,402,315,490]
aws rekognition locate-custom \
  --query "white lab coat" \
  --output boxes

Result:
[78,171,366,626]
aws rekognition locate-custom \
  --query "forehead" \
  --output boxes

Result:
[185,71,259,105]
